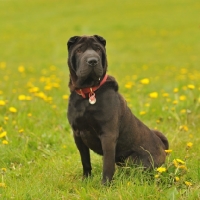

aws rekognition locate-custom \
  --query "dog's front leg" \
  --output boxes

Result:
[74,133,92,178]
[100,135,116,184]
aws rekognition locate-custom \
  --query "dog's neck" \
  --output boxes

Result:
[74,74,108,98]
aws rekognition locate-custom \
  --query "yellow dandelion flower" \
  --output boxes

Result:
[179,125,188,131]
[139,111,146,115]
[182,86,187,90]
[156,119,161,124]
[0,131,7,138]
[44,97,52,103]
[27,113,32,117]
[127,182,131,186]
[52,105,57,109]
[39,76,46,82]
[50,65,57,71]
[173,159,179,168]
[180,68,187,74]
[2,140,8,145]
[183,125,189,131]
[144,103,150,107]
[175,176,180,182]
[176,159,185,164]
[27,81,34,88]
[18,65,25,73]
[187,142,193,148]
[149,92,158,99]
[52,83,60,88]
[187,84,195,90]
[155,174,159,178]
[165,149,172,153]
[34,92,47,99]
[18,95,26,100]
[185,181,192,186]
[162,93,169,97]
[0,90,3,95]
[0,62,6,69]
[0,183,6,188]
[26,96,32,101]
[44,85,52,91]
[125,82,133,89]
[178,165,187,170]
[0,100,6,106]
[9,107,17,113]
[179,95,186,101]
[180,109,186,114]
[4,116,9,121]
[18,129,24,133]
[1,168,6,172]
[62,95,69,100]
[140,78,150,85]
[172,100,178,105]
[29,87,39,93]
[156,167,166,173]
[173,88,179,93]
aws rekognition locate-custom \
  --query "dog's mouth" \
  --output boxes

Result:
[76,72,102,88]
[84,77,98,85]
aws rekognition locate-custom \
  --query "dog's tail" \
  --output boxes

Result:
[153,130,169,150]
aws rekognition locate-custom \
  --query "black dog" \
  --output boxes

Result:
[67,35,169,184]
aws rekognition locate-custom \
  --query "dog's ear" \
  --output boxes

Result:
[67,36,80,50]
[94,35,106,47]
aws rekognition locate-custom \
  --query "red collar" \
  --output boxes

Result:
[75,74,108,98]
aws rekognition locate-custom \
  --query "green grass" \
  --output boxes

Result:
[0,0,200,199]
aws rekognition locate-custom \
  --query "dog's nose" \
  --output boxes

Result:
[87,57,98,66]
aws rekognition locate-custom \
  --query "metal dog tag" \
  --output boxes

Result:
[89,93,96,104]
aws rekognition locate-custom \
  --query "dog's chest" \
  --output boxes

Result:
[68,97,103,133]
[75,112,101,133]
[66,96,104,154]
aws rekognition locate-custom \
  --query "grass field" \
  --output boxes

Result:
[0,0,200,199]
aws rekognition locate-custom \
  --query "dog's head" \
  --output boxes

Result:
[67,35,107,90]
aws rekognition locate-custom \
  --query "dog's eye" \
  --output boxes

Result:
[96,47,101,52]
[76,48,82,53]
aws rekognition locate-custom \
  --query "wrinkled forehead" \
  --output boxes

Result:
[76,36,100,47]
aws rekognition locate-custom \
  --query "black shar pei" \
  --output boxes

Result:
[67,35,169,184]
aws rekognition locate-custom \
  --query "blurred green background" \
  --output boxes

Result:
[1,0,199,73]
